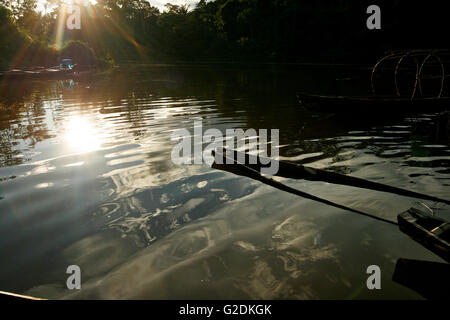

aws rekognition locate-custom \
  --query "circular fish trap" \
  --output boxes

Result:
[371,49,450,99]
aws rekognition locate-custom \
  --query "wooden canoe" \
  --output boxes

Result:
[297,92,450,112]
[397,207,449,263]
[0,68,76,80]
[0,290,45,300]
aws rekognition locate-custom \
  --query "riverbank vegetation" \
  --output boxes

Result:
[0,0,448,69]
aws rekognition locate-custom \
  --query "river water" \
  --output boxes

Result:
[0,65,448,299]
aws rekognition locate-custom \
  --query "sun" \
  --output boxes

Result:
[36,1,98,14]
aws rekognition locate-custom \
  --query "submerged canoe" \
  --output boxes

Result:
[297,92,450,112]
[212,148,450,262]
[212,148,450,206]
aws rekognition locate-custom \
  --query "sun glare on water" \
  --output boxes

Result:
[64,116,102,153]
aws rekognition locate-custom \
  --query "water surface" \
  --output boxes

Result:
[0,65,449,299]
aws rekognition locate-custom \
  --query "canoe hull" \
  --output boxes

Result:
[298,93,450,113]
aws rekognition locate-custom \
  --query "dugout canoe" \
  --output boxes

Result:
[297,92,450,112]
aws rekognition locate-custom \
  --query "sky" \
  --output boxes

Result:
[147,0,200,11]
[36,0,201,12]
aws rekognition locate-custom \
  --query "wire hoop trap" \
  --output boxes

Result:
[371,49,450,99]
